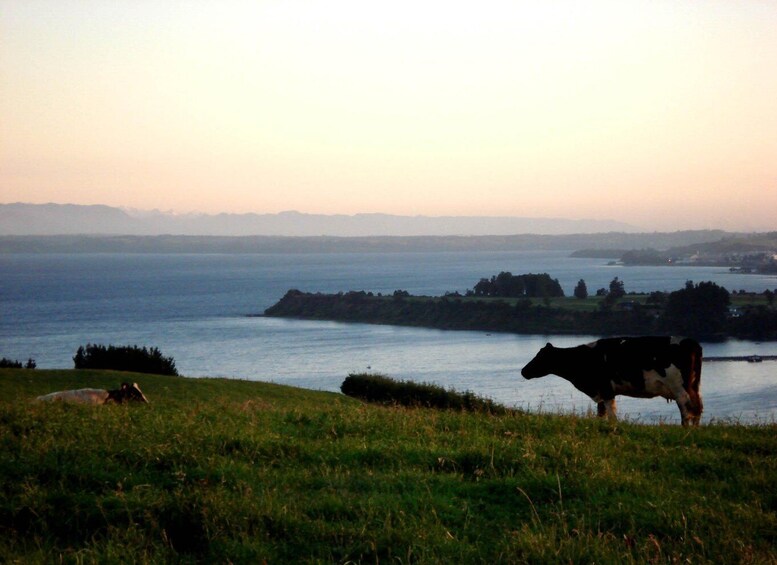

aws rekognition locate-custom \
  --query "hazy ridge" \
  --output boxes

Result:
[0,231,739,254]
[0,203,637,237]
[0,203,751,253]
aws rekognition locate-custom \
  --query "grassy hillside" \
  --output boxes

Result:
[1,369,776,563]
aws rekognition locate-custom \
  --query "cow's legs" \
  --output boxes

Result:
[597,398,617,419]
[678,403,690,426]
[668,387,695,426]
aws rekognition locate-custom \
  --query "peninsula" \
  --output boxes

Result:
[263,280,777,341]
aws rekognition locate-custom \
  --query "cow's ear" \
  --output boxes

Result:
[545,343,554,349]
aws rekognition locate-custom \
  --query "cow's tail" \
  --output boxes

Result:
[687,341,704,425]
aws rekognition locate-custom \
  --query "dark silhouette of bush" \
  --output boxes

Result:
[1,358,22,369]
[729,306,777,340]
[608,277,626,298]
[471,272,564,298]
[0,357,36,369]
[573,279,588,299]
[663,281,730,339]
[73,344,178,376]
[341,373,507,414]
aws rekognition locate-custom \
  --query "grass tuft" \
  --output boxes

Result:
[341,373,509,414]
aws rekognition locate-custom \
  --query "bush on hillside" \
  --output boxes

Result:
[73,344,179,376]
[341,373,507,414]
[0,357,36,369]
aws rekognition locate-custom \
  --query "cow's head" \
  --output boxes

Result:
[521,343,555,379]
[107,382,149,403]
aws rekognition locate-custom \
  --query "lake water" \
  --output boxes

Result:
[2,251,776,424]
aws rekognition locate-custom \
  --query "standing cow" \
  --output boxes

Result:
[521,336,703,425]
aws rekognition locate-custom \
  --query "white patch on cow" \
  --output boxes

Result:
[670,336,683,345]
[609,364,685,401]
[643,368,679,399]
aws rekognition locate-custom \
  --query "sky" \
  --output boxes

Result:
[2,1,777,232]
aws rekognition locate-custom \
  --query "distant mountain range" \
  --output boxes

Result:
[0,231,738,254]
[0,203,639,236]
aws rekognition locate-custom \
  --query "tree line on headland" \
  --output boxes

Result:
[264,272,777,341]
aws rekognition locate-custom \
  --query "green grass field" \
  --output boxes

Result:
[416,292,774,313]
[1,369,776,563]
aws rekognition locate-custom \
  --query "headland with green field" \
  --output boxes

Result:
[263,280,777,341]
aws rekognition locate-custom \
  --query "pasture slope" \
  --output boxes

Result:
[1,369,775,563]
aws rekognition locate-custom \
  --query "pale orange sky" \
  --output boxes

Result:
[2,1,776,231]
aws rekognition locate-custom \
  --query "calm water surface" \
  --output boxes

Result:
[2,252,775,424]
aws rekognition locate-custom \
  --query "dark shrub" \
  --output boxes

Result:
[73,344,178,376]
[573,279,588,299]
[0,357,35,369]
[729,306,777,340]
[471,272,564,298]
[663,281,730,339]
[341,373,507,414]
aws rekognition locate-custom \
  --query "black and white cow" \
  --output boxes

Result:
[521,336,703,425]
[36,382,149,404]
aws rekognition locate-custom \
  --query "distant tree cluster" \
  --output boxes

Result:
[599,277,627,309]
[469,272,564,298]
[663,281,731,337]
[73,344,179,376]
[573,279,588,299]
[609,277,626,298]
[0,357,36,369]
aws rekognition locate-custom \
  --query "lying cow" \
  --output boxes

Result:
[36,382,148,404]
[521,336,703,425]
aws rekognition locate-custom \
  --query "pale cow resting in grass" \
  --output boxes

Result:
[36,382,148,404]
[521,336,703,426]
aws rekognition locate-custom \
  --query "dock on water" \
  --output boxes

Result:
[705,355,776,362]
